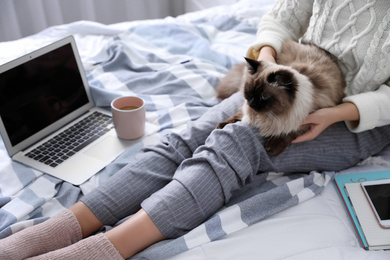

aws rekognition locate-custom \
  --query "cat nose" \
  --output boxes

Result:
[248,98,259,109]
[247,95,269,111]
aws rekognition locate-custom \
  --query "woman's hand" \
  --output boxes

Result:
[292,108,335,143]
[292,102,360,143]
[257,46,276,63]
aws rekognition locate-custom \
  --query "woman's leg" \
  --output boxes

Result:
[29,122,390,259]
[270,122,390,172]
[0,209,83,260]
[104,209,165,258]
[23,94,244,259]
[141,122,390,238]
[80,93,244,226]
[69,202,104,237]
[27,209,163,260]
[0,94,243,259]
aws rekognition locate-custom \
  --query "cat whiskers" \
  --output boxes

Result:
[265,110,279,122]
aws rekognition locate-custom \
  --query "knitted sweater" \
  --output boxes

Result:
[246,0,390,133]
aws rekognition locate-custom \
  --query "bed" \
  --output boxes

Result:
[1,0,390,259]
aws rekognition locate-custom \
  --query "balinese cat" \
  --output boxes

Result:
[216,39,346,156]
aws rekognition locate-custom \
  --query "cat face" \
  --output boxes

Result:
[241,57,315,137]
[243,58,298,116]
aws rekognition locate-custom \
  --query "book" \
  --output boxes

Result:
[333,170,390,250]
[345,182,390,250]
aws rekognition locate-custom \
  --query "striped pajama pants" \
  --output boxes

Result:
[81,93,390,238]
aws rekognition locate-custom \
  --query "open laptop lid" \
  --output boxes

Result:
[0,36,94,157]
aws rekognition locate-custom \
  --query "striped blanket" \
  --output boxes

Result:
[0,1,335,259]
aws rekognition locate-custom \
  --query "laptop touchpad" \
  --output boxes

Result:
[83,135,131,161]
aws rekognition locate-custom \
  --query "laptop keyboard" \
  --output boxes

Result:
[25,111,114,168]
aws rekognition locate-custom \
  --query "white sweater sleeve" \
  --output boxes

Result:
[246,0,314,59]
[343,85,390,132]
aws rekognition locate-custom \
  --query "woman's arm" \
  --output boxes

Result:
[343,84,390,132]
[257,45,276,63]
[291,81,390,144]
[293,78,390,143]
[246,0,314,59]
[292,102,360,143]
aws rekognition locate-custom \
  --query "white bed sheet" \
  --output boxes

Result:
[1,1,390,259]
[168,147,390,259]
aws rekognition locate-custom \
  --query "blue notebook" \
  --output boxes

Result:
[333,170,390,250]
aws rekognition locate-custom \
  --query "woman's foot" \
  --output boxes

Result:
[27,233,123,260]
[0,209,82,259]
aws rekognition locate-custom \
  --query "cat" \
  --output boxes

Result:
[216,39,346,156]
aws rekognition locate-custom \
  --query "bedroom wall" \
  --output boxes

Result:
[0,0,239,42]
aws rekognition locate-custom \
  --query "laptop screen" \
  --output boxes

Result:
[0,43,89,147]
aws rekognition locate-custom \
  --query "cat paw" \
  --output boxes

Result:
[265,144,285,156]
[216,111,243,129]
[216,122,228,129]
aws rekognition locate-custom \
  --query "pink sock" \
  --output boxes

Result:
[0,209,82,260]
[27,233,124,260]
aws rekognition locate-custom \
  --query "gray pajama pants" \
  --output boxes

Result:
[81,93,390,238]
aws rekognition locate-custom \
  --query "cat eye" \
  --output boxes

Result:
[261,93,270,101]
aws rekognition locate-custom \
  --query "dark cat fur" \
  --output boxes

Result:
[216,40,346,156]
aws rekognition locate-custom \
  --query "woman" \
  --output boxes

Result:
[1,0,390,259]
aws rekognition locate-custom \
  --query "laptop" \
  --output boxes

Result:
[0,36,133,185]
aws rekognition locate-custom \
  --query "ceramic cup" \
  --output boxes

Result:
[111,96,145,140]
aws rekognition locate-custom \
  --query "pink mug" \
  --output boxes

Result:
[111,96,145,140]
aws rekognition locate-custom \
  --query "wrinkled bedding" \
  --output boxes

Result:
[1,1,390,259]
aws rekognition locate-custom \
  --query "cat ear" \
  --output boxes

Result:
[244,57,261,74]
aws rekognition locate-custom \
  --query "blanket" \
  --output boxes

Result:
[133,171,334,259]
[0,1,335,259]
